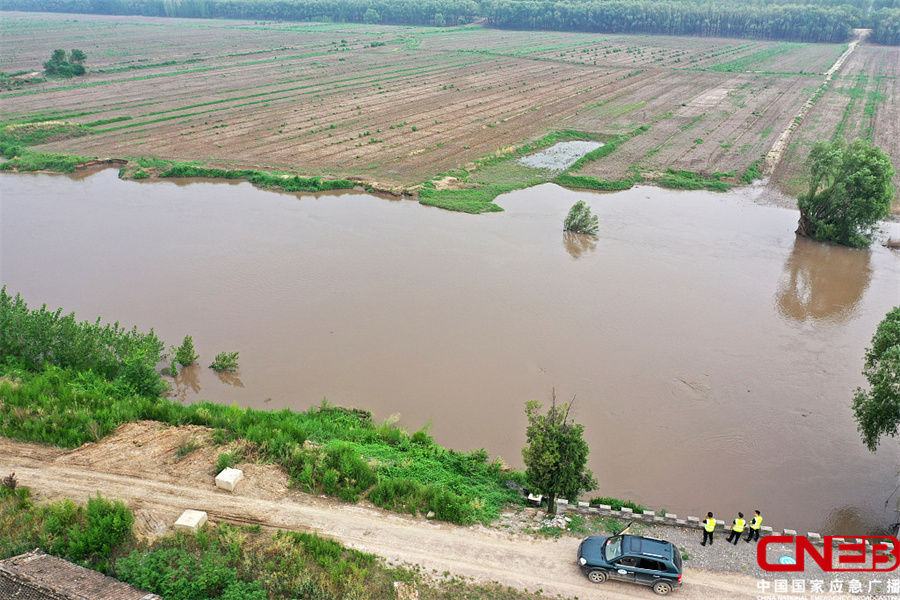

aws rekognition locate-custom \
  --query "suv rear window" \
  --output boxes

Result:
[637,558,665,571]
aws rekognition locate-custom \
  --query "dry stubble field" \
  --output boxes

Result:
[1,12,896,192]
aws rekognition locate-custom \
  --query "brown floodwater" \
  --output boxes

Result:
[2,168,899,536]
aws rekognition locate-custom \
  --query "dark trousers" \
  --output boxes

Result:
[702,529,714,545]
[746,528,760,542]
[726,529,743,544]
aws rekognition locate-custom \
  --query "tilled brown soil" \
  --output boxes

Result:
[0,421,762,599]
[4,13,892,194]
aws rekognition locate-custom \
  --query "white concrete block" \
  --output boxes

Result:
[215,467,245,492]
[174,509,208,532]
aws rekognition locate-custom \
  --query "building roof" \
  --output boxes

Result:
[0,550,160,600]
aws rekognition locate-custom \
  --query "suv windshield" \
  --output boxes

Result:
[604,536,623,561]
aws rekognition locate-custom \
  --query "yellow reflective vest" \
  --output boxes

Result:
[704,518,716,532]
[733,518,746,532]
[750,516,762,530]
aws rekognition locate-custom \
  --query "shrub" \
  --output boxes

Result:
[209,351,239,372]
[175,335,198,367]
[116,352,167,398]
[589,496,647,514]
[563,200,599,235]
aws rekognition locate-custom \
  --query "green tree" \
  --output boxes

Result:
[852,307,900,451]
[175,335,199,367]
[434,12,446,26]
[363,8,381,24]
[564,200,599,235]
[69,49,87,63]
[50,49,67,63]
[796,139,895,248]
[522,393,597,515]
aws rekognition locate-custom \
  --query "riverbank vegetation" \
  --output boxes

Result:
[0,287,525,525]
[158,164,356,193]
[0,482,552,600]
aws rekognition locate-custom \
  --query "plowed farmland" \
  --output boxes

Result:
[1,12,895,192]
[771,42,900,196]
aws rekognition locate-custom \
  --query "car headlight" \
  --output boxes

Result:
[579,557,587,565]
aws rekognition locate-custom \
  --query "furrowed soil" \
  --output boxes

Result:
[771,41,900,201]
[2,12,894,196]
[0,422,763,599]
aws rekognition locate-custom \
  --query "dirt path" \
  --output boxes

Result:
[763,29,870,175]
[0,425,760,599]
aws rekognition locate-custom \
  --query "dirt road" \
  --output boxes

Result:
[0,423,759,599]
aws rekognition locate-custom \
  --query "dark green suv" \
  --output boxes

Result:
[577,534,683,596]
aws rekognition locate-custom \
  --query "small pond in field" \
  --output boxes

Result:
[518,141,603,171]
[3,168,899,536]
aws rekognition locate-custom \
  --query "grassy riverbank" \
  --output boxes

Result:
[0,287,523,525]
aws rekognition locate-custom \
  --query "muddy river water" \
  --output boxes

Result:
[3,168,899,536]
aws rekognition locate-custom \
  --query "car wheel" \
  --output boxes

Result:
[587,570,608,583]
[652,580,673,596]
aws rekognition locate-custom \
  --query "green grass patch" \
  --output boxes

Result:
[83,116,132,127]
[741,158,764,184]
[708,44,796,73]
[654,168,731,192]
[0,151,89,172]
[589,496,648,514]
[554,174,636,191]
[159,164,355,193]
[0,120,88,145]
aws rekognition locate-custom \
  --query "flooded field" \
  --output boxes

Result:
[2,168,899,536]
[518,141,603,171]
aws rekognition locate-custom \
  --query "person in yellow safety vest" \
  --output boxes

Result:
[726,512,746,545]
[745,510,763,543]
[701,512,716,546]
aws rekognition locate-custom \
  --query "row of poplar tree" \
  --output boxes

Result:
[5,0,900,45]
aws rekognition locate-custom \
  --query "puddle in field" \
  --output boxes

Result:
[3,169,900,537]
[518,141,603,170]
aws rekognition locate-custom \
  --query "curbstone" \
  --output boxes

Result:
[783,529,797,536]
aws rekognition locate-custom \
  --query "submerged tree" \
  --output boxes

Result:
[796,139,894,248]
[522,392,597,515]
[564,200,599,235]
[852,306,900,451]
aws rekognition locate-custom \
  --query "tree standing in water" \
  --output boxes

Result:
[796,139,894,248]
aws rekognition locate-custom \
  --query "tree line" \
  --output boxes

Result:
[6,0,900,45]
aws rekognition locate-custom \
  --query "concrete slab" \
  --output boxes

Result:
[215,467,244,492]
[174,509,207,532]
